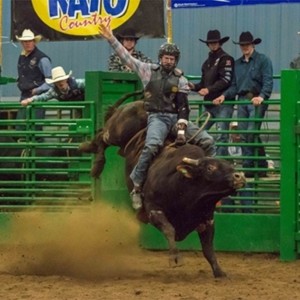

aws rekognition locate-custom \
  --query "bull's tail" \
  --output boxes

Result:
[105,89,144,122]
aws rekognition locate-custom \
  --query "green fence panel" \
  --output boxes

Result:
[85,71,142,207]
[2,70,300,258]
[280,70,300,260]
[139,214,280,252]
[0,100,95,215]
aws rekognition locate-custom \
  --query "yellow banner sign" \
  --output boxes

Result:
[32,0,141,36]
[12,0,164,41]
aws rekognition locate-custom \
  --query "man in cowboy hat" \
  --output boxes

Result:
[189,30,234,157]
[15,29,52,131]
[20,66,85,107]
[108,27,152,72]
[213,31,273,177]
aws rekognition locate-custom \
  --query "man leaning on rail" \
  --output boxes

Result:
[213,31,273,178]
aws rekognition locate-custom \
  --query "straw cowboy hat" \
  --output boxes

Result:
[233,31,262,45]
[116,28,140,41]
[45,66,72,84]
[199,30,229,45]
[16,29,42,43]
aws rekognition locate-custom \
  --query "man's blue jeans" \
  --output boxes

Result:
[185,121,216,157]
[204,104,234,156]
[130,112,216,186]
[237,102,268,169]
[130,112,176,186]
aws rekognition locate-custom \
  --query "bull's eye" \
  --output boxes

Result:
[207,164,216,173]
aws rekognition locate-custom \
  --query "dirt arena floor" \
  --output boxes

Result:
[0,203,299,300]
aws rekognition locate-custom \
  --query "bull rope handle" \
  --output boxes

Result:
[167,111,211,148]
[187,111,211,143]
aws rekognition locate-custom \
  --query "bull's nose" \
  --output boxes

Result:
[233,172,246,189]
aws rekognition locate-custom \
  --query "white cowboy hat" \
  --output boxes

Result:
[45,66,72,84]
[16,29,42,42]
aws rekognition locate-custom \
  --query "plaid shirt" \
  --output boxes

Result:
[108,49,152,73]
[107,36,189,93]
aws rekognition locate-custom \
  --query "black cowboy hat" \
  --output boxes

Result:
[233,31,262,45]
[116,28,140,41]
[199,30,229,44]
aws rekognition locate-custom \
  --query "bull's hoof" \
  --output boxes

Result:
[169,253,184,268]
[213,269,227,278]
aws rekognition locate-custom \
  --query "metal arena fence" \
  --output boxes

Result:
[0,70,299,261]
[0,100,95,211]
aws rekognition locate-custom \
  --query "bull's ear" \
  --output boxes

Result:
[176,165,193,178]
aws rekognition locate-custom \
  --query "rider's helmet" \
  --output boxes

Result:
[158,43,180,65]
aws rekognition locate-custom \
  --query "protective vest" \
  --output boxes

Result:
[17,47,50,92]
[53,77,85,101]
[144,65,181,114]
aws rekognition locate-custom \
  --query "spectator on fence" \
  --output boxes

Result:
[213,31,273,177]
[16,29,52,131]
[108,28,152,72]
[21,66,85,105]
[189,30,234,156]
[21,66,85,119]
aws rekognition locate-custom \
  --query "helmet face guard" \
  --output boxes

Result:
[158,43,180,65]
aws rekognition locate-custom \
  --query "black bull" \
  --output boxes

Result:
[79,91,246,278]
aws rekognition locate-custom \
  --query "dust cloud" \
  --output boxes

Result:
[0,202,142,279]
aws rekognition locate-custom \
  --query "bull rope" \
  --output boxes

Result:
[123,111,211,153]
[167,111,211,148]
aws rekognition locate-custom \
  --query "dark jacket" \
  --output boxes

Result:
[193,48,234,106]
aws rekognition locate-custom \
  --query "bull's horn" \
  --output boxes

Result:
[182,157,199,166]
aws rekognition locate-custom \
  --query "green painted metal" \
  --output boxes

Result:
[85,71,142,206]
[0,100,95,210]
[140,214,280,252]
[1,71,299,259]
[0,76,17,85]
[280,70,300,261]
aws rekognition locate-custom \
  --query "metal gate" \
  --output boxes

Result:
[280,69,300,261]
[0,100,95,212]
[1,70,300,260]
[0,71,142,243]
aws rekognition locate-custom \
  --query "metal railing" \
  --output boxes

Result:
[0,101,95,211]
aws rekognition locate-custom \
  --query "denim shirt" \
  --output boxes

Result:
[224,50,273,100]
